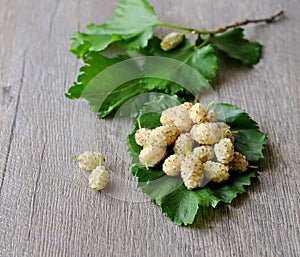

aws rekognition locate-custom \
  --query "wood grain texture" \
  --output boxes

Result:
[0,0,299,256]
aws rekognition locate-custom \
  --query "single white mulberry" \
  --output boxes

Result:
[204,161,230,183]
[206,110,217,122]
[190,122,222,145]
[173,133,194,157]
[139,145,167,167]
[214,138,234,164]
[75,151,105,171]
[88,166,110,190]
[181,153,204,190]
[160,102,193,132]
[162,154,181,176]
[149,125,179,146]
[160,32,184,51]
[135,128,151,146]
[193,145,214,162]
[230,152,249,172]
[189,103,207,124]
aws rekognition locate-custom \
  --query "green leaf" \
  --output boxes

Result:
[127,102,266,225]
[70,0,158,57]
[233,129,267,163]
[159,184,201,225]
[104,0,158,38]
[211,28,263,65]
[186,45,218,81]
[133,166,183,200]
[70,24,121,58]
[119,28,154,50]
[65,52,122,99]
[213,171,258,203]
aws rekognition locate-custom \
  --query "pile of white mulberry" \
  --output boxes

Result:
[135,102,250,190]
[73,151,109,191]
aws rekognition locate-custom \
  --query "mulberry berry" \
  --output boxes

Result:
[181,154,204,189]
[160,32,184,51]
[193,145,214,162]
[230,152,249,172]
[135,128,151,146]
[88,166,110,190]
[173,133,194,157]
[162,154,181,176]
[190,122,222,145]
[75,151,105,171]
[204,161,230,183]
[139,145,167,167]
[149,125,179,146]
[160,102,193,132]
[214,138,234,164]
[189,103,207,124]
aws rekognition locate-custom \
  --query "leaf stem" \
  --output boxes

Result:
[156,22,194,32]
[157,9,284,35]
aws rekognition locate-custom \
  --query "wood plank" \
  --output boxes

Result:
[0,0,299,256]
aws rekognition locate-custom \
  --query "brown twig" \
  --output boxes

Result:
[206,9,285,35]
[158,9,285,35]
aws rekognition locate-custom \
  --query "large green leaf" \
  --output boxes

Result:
[127,103,266,225]
[71,0,158,56]
[211,28,263,65]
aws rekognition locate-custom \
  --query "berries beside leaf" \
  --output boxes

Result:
[134,101,254,190]
[73,151,109,191]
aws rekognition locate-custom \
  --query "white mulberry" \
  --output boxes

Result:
[139,145,167,167]
[88,166,110,190]
[230,152,249,172]
[173,133,194,157]
[193,145,214,162]
[204,161,230,183]
[206,110,217,122]
[190,122,222,145]
[189,103,207,124]
[149,125,179,146]
[160,102,193,132]
[162,154,181,176]
[160,32,184,51]
[181,154,204,190]
[214,138,234,164]
[135,128,151,146]
[75,151,105,171]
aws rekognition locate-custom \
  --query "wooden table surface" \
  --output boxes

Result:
[0,0,299,256]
